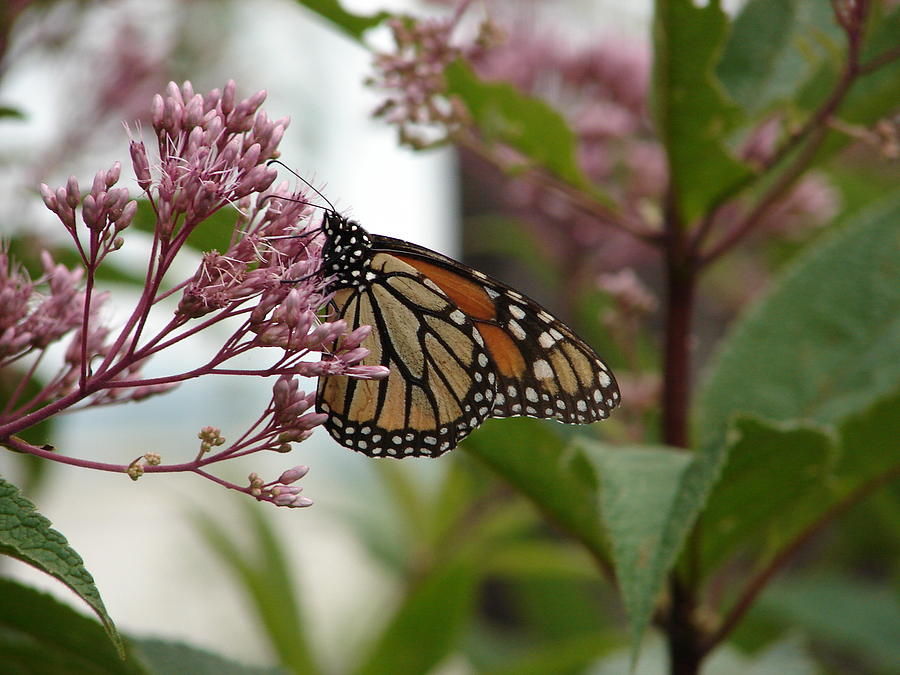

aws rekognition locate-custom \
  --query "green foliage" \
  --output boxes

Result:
[698,193,900,451]
[716,0,839,115]
[462,418,609,562]
[757,575,900,672]
[0,476,122,656]
[291,0,388,42]
[353,558,478,675]
[582,442,694,656]
[698,417,838,575]
[700,392,900,577]
[444,60,600,196]
[652,0,752,224]
[480,633,621,675]
[130,200,238,260]
[132,639,288,675]
[0,105,25,119]
[0,577,288,674]
[799,7,900,164]
[0,578,141,674]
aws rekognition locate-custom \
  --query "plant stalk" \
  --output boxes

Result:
[661,199,702,673]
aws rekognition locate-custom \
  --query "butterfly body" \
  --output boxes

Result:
[316,211,619,458]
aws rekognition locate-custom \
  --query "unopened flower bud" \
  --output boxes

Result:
[130,141,152,191]
[65,176,81,208]
[278,465,310,484]
[105,161,121,188]
[40,184,58,211]
[117,201,138,230]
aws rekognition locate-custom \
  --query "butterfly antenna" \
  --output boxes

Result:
[267,159,337,213]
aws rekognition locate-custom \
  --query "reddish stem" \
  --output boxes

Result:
[659,188,704,672]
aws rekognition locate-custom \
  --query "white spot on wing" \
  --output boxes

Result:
[508,319,526,340]
[533,359,553,380]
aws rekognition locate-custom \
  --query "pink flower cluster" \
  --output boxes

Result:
[1,81,388,508]
[370,3,502,148]
[0,250,87,362]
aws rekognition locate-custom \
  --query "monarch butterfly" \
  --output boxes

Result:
[314,210,620,458]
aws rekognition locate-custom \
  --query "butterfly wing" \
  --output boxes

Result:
[373,236,620,425]
[317,250,497,457]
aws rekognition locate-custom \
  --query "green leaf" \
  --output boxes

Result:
[581,442,694,657]
[699,417,837,573]
[372,461,432,543]
[0,476,122,655]
[193,503,319,674]
[701,387,900,574]
[758,574,900,672]
[132,638,288,675]
[130,200,237,256]
[485,540,597,580]
[716,0,839,114]
[0,577,142,673]
[652,0,752,223]
[0,105,25,119]
[291,0,389,42]
[445,60,601,195]
[462,418,609,563]
[352,558,477,675]
[834,385,900,483]
[698,191,900,454]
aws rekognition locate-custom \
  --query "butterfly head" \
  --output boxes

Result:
[321,211,373,290]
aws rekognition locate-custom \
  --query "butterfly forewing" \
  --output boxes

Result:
[317,252,496,457]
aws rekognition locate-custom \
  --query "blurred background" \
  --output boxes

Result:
[1,1,897,674]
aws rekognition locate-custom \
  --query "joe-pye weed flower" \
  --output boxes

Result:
[0,81,388,507]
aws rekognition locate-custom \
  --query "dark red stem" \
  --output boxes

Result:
[659,191,703,673]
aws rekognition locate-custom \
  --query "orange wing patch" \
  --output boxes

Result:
[475,322,526,378]
[395,255,496,320]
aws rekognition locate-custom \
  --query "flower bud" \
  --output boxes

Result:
[278,465,310,484]
[65,176,81,208]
